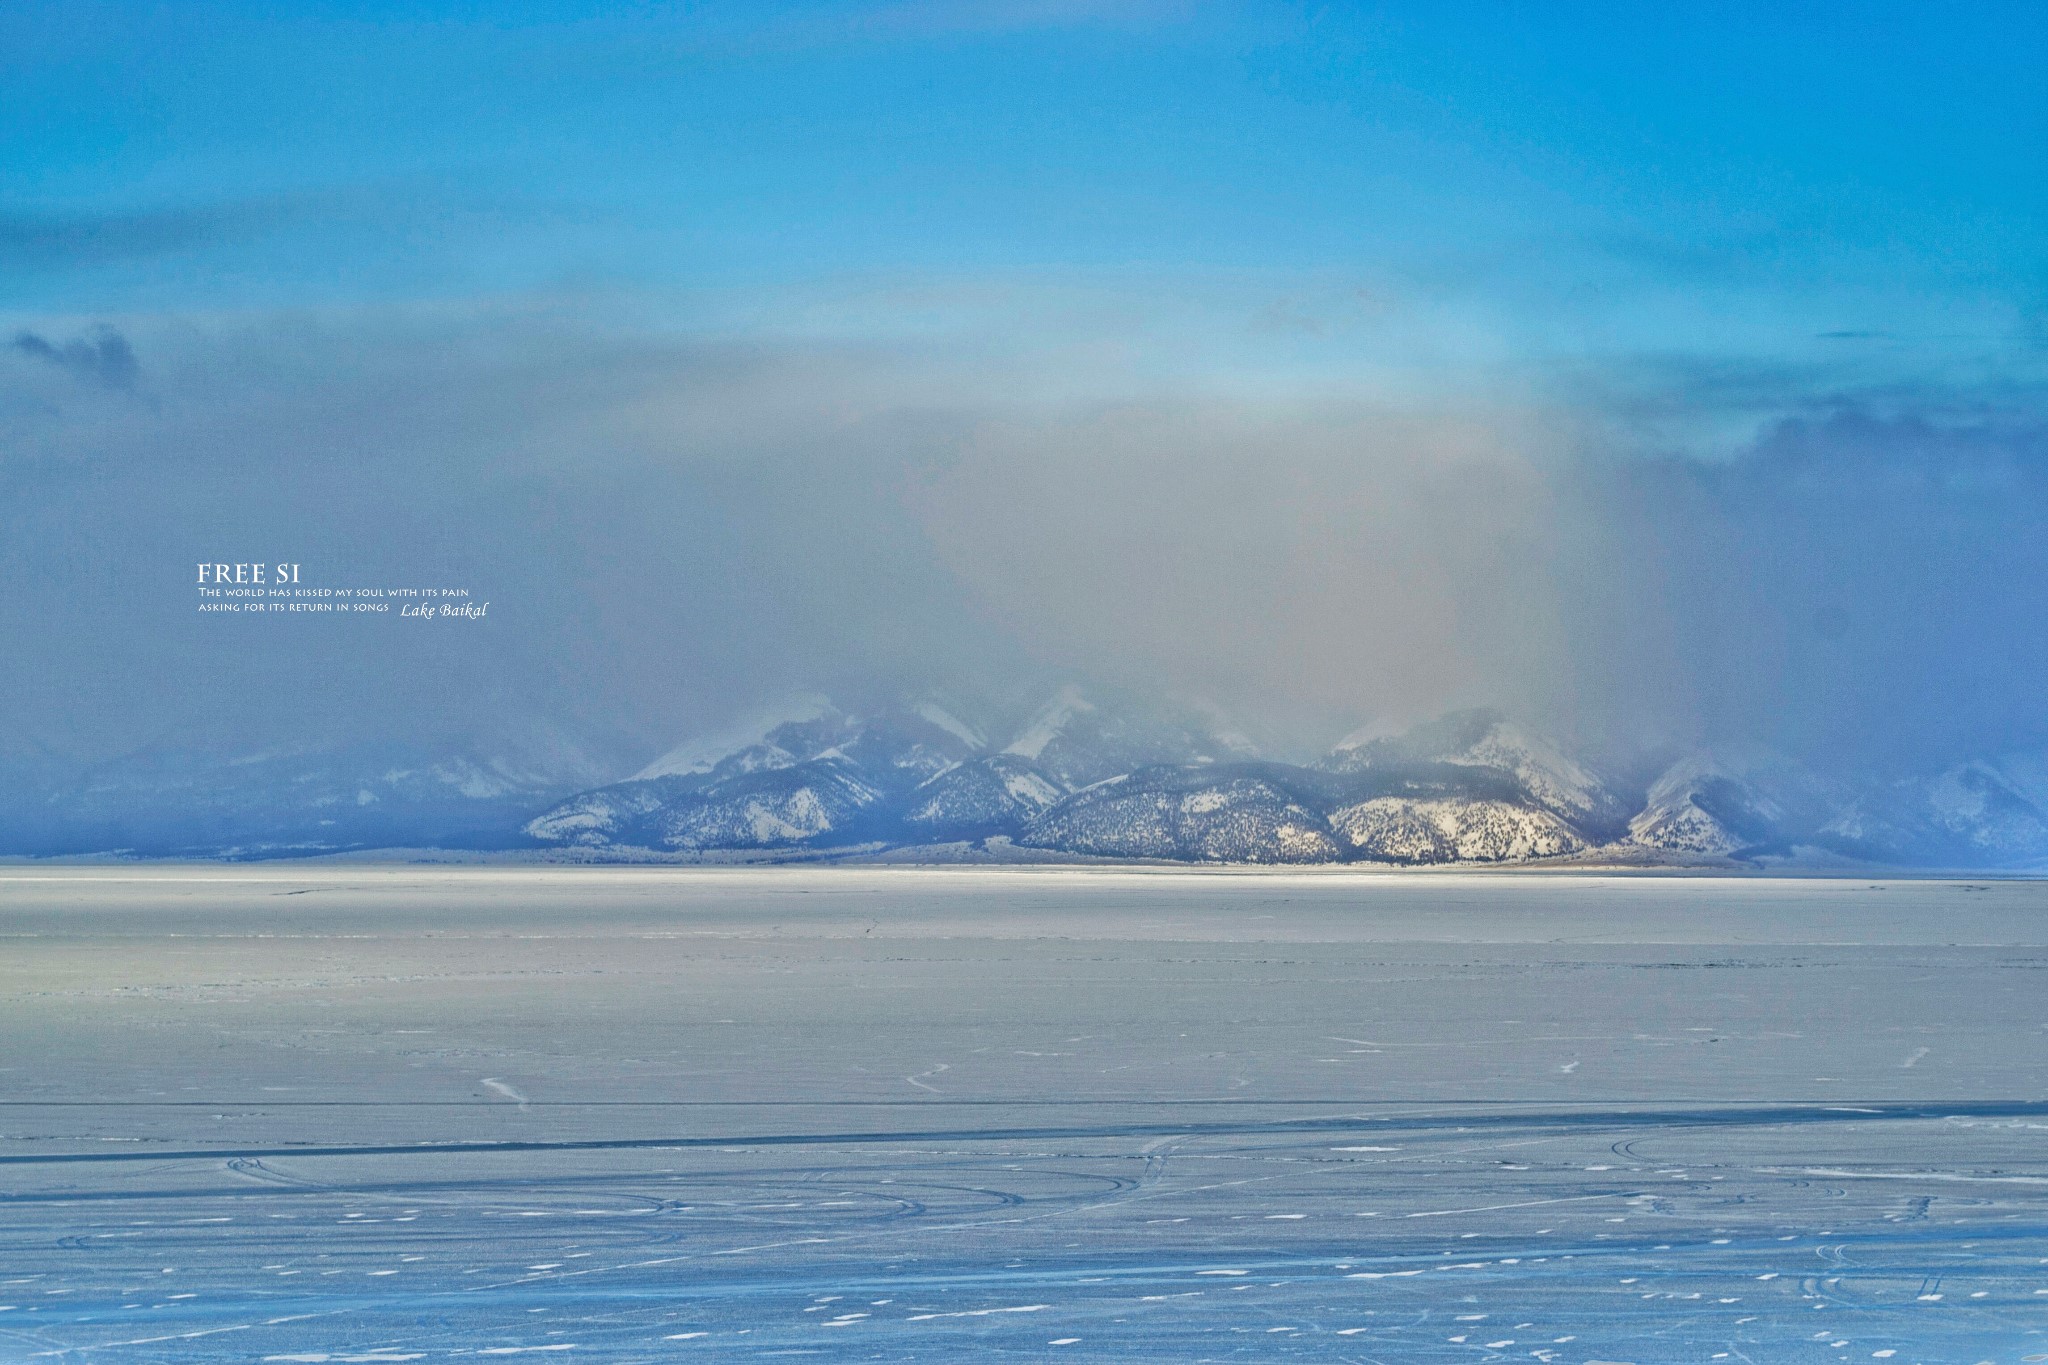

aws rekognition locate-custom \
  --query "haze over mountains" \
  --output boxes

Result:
[7,2,2045,883]
[7,687,2046,870]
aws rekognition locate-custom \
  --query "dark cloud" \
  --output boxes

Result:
[0,207,224,270]
[0,185,496,280]
[10,325,140,390]
[1557,408,2048,773]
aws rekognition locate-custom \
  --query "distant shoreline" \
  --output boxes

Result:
[0,852,2035,880]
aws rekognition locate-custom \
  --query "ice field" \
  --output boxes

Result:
[0,866,2044,1362]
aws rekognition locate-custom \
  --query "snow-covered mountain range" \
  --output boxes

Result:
[6,691,2047,868]
[509,694,2048,870]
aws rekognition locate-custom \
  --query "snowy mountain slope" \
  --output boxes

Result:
[526,696,1002,852]
[913,701,987,750]
[527,686,1255,853]
[1329,796,1586,863]
[903,754,1064,839]
[1309,710,1623,860]
[1324,709,1626,834]
[1822,756,2048,867]
[1020,764,1342,863]
[832,709,985,788]
[521,776,676,847]
[632,695,837,781]
[651,758,887,851]
[1001,685,1255,789]
[1623,750,1833,858]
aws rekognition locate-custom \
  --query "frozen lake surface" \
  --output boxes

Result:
[0,866,2044,1362]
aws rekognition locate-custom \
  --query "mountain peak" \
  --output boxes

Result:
[1001,684,1096,761]
[633,694,838,782]
[1323,709,1620,829]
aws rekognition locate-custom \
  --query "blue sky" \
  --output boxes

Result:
[7,1,2042,384]
[3,2,2046,768]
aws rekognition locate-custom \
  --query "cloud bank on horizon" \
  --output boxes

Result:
[2,0,2044,781]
